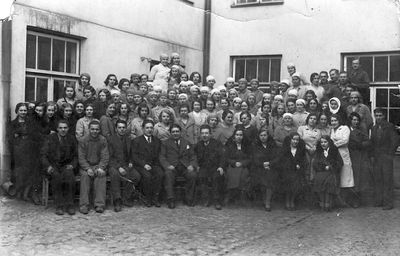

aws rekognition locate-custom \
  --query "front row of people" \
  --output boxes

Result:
[34,108,400,215]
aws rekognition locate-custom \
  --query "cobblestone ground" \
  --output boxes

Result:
[1,196,400,256]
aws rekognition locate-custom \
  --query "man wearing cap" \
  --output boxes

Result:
[237,78,251,102]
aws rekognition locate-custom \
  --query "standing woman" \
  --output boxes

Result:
[153,109,174,141]
[8,103,35,201]
[75,103,98,142]
[99,102,117,138]
[313,136,343,211]
[251,129,279,211]
[317,113,331,137]
[292,99,309,128]
[59,103,77,136]
[224,127,251,205]
[57,85,76,109]
[297,113,322,182]
[273,113,297,148]
[306,98,321,117]
[189,71,202,86]
[328,97,347,126]
[45,101,59,134]
[94,89,111,119]
[114,103,133,128]
[279,132,308,210]
[74,100,85,120]
[348,112,370,207]
[330,114,354,204]
[149,53,171,92]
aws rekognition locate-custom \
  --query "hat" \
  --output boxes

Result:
[190,85,200,92]
[296,99,306,106]
[226,77,235,83]
[283,113,293,119]
[200,86,210,92]
[292,72,301,78]
[274,95,284,101]
[206,75,215,82]
[80,73,91,80]
[280,79,290,85]
[233,97,242,103]
[110,89,121,96]
[178,93,188,100]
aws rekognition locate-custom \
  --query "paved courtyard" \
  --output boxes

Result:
[1,196,400,256]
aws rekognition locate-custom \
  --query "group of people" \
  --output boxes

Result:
[8,52,399,216]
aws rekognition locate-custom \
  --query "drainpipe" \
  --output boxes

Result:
[203,0,211,80]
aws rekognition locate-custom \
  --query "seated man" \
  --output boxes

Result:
[131,120,163,207]
[194,124,225,210]
[41,120,78,215]
[108,120,141,212]
[78,120,109,214]
[159,124,197,209]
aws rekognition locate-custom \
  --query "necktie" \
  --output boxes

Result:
[175,140,179,148]
[148,136,151,144]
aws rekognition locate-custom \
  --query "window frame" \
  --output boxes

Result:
[231,55,282,86]
[26,30,81,77]
[232,0,284,8]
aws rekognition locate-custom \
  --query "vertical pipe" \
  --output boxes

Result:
[203,0,211,81]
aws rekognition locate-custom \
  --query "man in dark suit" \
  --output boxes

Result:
[41,120,78,215]
[159,124,197,209]
[194,124,225,210]
[108,120,141,212]
[370,108,399,210]
[131,119,163,207]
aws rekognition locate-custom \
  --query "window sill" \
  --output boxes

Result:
[231,1,284,8]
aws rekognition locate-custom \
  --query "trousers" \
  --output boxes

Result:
[109,167,141,201]
[136,165,163,200]
[372,154,394,207]
[79,168,106,208]
[51,167,75,207]
[164,164,197,201]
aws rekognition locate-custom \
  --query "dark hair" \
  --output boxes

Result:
[83,85,96,97]
[57,119,69,128]
[373,107,386,116]
[63,84,76,99]
[118,78,130,90]
[137,104,150,118]
[170,123,182,133]
[178,103,191,113]
[142,119,155,128]
[206,98,216,109]
[200,124,211,133]
[315,135,339,157]
[89,120,100,128]
[191,100,202,111]
[304,90,317,100]
[115,119,127,128]
[286,98,296,107]
[140,74,149,82]
[98,89,111,101]
[159,109,174,124]
[310,72,319,82]
[222,109,233,121]
[330,113,342,125]
[79,73,91,86]
[305,113,318,125]
[118,103,131,115]
[220,98,230,107]
[240,111,252,121]
[261,100,271,112]
[282,132,305,151]
[348,112,361,126]
[15,102,28,114]
[189,71,202,83]
[104,74,118,86]
[180,72,189,80]
[329,69,339,75]
[130,73,141,83]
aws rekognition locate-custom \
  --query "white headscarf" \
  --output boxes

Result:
[328,97,341,114]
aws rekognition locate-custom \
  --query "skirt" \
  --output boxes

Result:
[226,166,249,190]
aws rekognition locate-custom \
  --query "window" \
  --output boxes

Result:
[25,31,80,102]
[232,55,281,86]
[343,52,400,125]
[233,0,284,7]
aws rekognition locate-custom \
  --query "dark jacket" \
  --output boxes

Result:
[41,133,78,172]
[194,138,224,169]
[159,137,197,170]
[223,139,251,169]
[370,120,399,156]
[131,135,161,168]
[107,134,131,170]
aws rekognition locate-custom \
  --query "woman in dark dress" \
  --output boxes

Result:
[312,135,343,211]
[348,112,370,207]
[8,103,36,202]
[224,127,252,205]
[279,132,308,210]
[251,129,279,211]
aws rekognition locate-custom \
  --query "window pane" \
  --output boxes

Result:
[37,78,48,102]
[375,88,388,108]
[389,88,400,108]
[38,36,51,70]
[359,56,373,82]
[390,55,400,81]
[66,80,76,87]
[52,39,65,72]
[66,42,77,73]
[389,109,400,125]
[237,0,257,3]
[258,59,270,83]
[25,77,35,102]
[26,34,36,69]
[374,56,388,82]
[346,57,355,73]
[245,59,257,81]
[235,59,245,81]
[270,59,281,82]
[53,80,65,101]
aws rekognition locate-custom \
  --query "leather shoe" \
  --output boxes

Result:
[167,199,175,209]
[143,198,153,207]
[114,199,122,212]
[152,198,161,208]
[215,203,222,210]
[383,205,393,210]
[122,199,134,207]
[55,207,64,215]
[79,206,89,215]
[264,205,271,212]
[66,205,75,215]
[95,206,104,213]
